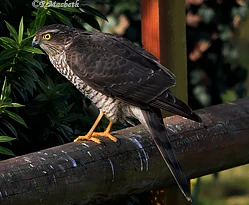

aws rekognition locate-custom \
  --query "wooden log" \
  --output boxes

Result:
[1,98,249,205]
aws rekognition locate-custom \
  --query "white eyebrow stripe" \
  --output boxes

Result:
[44,29,60,33]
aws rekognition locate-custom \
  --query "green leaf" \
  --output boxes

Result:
[1,77,11,101]
[0,37,19,48]
[62,113,83,122]
[38,80,49,93]
[59,7,81,13]
[1,103,24,108]
[50,9,73,26]
[21,74,36,95]
[18,17,24,44]
[1,120,18,137]
[30,8,48,31]
[56,124,72,140]
[0,102,12,108]
[21,46,45,54]
[22,55,43,71]
[34,93,47,102]
[0,42,13,49]
[0,48,17,61]
[81,5,108,21]
[63,103,74,113]
[11,83,26,101]
[5,21,18,42]
[3,110,27,127]
[50,83,69,96]
[0,61,12,72]
[27,28,36,37]
[22,35,35,45]
[0,136,16,143]
[35,8,48,29]
[0,146,15,156]
[22,65,39,81]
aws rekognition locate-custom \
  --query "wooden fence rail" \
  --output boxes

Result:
[1,98,249,205]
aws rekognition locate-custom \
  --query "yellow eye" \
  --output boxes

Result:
[43,33,52,40]
[33,36,37,41]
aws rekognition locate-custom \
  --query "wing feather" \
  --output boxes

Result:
[66,31,201,122]
[66,32,174,104]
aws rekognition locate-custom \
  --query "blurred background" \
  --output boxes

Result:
[0,0,249,204]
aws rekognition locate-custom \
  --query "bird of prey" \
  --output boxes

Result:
[32,24,201,201]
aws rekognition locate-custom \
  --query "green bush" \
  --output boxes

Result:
[0,0,108,157]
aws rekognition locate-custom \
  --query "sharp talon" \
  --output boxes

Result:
[91,132,117,142]
[74,132,117,144]
[74,121,116,144]
[74,136,101,144]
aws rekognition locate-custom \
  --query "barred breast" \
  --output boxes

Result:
[49,52,127,123]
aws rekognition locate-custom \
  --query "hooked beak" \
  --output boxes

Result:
[32,36,39,47]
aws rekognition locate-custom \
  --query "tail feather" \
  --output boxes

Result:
[150,91,202,123]
[141,107,192,202]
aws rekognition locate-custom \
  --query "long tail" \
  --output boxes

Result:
[141,106,192,202]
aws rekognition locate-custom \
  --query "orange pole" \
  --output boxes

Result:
[141,2,165,204]
[141,0,160,59]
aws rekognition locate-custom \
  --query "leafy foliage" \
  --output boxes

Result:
[0,136,15,156]
[0,77,23,156]
[0,0,108,157]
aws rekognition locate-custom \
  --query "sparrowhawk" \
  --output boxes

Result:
[32,24,202,201]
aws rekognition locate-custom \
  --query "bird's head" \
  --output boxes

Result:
[32,24,77,56]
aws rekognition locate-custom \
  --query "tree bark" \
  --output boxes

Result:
[1,98,249,205]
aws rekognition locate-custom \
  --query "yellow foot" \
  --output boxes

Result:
[92,131,117,142]
[74,132,117,144]
[74,135,101,144]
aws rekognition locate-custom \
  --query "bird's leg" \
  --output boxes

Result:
[74,112,104,144]
[91,121,117,142]
[74,113,117,144]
